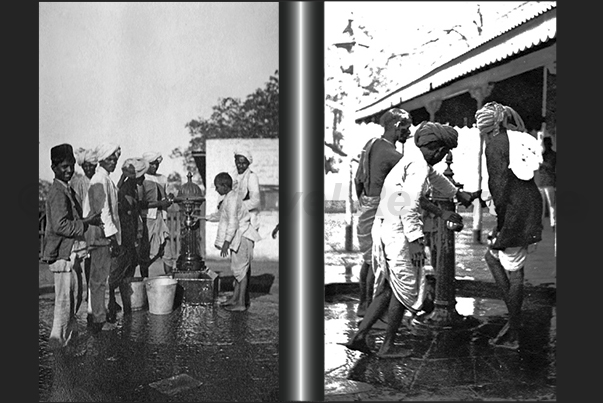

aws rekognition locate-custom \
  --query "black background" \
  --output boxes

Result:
[6,2,598,402]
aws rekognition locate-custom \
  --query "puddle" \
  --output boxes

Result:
[325,291,556,395]
[39,294,279,402]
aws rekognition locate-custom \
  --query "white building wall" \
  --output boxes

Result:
[204,138,279,261]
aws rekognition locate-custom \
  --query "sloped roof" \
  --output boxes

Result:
[355,2,556,121]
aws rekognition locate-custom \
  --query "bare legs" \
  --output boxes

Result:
[223,275,248,312]
[342,281,412,357]
[485,250,523,349]
[377,293,411,358]
[356,262,374,317]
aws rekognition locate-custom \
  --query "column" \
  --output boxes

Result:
[469,83,494,244]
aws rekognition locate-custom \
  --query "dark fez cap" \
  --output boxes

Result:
[51,143,75,165]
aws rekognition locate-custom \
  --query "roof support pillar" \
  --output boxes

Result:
[468,83,494,244]
[425,99,442,122]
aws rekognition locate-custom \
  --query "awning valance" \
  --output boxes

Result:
[355,6,556,122]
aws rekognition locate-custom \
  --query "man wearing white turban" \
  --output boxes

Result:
[70,147,99,299]
[230,149,261,308]
[475,101,543,350]
[71,148,98,204]
[106,158,149,322]
[82,143,121,332]
[139,152,174,276]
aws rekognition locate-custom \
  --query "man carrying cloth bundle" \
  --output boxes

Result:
[475,101,543,350]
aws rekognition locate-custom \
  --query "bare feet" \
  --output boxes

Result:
[339,338,372,355]
[356,302,367,318]
[223,305,247,312]
[490,322,519,350]
[376,348,413,359]
[220,299,235,307]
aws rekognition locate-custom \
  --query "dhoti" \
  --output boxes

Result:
[371,217,427,313]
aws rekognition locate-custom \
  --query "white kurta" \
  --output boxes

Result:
[373,145,457,311]
[83,165,121,246]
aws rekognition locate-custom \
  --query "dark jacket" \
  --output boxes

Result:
[485,131,543,249]
[43,179,87,263]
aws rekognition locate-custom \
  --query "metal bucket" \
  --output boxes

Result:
[123,277,147,312]
[145,278,178,315]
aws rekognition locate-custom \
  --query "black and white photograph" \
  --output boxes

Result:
[37,1,563,401]
[38,3,279,401]
[324,2,556,400]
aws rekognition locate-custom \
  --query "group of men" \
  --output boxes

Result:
[43,142,265,350]
[43,142,176,347]
[343,102,547,355]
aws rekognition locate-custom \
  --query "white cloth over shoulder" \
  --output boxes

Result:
[230,168,261,231]
[507,130,543,181]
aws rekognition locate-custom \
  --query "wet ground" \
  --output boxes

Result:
[39,260,279,402]
[324,291,556,401]
[324,211,556,401]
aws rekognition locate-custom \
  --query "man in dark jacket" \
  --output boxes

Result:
[43,144,101,349]
[476,102,543,350]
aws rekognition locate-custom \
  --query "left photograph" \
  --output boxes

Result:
[39,3,279,401]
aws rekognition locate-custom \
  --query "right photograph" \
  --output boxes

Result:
[324,2,556,401]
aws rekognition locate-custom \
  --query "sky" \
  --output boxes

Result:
[325,1,525,89]
[39,2,279,183]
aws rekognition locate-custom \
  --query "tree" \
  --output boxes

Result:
[172,70,279,173]
[166,171,183,196]
[325,4,493,174]
[39,178,52,209]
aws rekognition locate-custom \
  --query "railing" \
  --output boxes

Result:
[39,206,187,261]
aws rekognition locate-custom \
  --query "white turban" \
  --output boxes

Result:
[234,149,253,164]
[75,148,87,166]
[75,148,98,166]
[95,143,121,162]
[122,158,149,179]
[142,152,163,164]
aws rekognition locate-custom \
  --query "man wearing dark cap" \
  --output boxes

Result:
[43,144,101,349]
[353,110,474,318]
[343,122,467,358]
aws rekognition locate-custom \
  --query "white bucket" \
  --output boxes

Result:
[124,278,147,311]
[145,278,178,315]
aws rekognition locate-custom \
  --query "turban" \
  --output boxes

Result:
[414,121,458,149]
[122,158,149,179]
[142,152,163,164]
[50,143,75,165]
[234,149,253,164]
[95,143,121,162]
[75,147,98,166]
[475,101,526,137]
[379,108,411,130]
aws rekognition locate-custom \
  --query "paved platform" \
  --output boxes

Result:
[39,258,279,402]
[324,212,557,401]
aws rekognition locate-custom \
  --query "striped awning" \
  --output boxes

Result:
[355,5,556,121]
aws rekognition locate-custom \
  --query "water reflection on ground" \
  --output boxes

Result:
[325,292,556,400]
[39,294,279,402]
